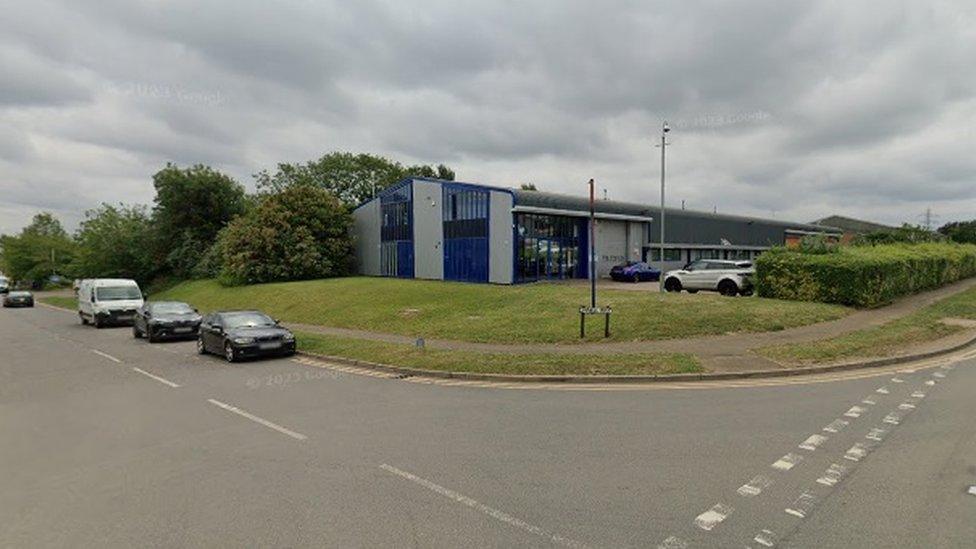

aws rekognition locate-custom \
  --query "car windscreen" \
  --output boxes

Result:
[95,286,141,301]
[9,291,31,297]
[222,313,276,329]
[151,302,194,314]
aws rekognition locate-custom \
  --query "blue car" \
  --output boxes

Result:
[609,261,661,282]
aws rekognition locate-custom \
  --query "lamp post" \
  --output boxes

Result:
[658,121,670,292]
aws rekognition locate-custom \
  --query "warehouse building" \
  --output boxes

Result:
[352,177,841,284]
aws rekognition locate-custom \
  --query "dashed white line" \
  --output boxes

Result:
[844,442,869,462]
[657,535,689,549]
[898,402,917,410]
[862,398,877,405]
[772,453,804,471]
[754,529,776,547]
[817,463,848,487]
[891,377,905,383]
[694,503,733,531]
[883,412,902,425]
[799,434,828,451]
[968,486,976,497]
[932,371,946,378]
[737,475,773,497]
[925,380,936,386]
[785,492,817,518]
[823,419,849,433]
[866,427,888,442]
[206,399,307,441]
[90,349,122,363]
[844,405,867,418]
[911,391,926,399]
[131,367,180,388]
[379,463,587,548]
[876,387,890,394]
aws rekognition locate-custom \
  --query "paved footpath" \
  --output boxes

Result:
[4,303,976,547]
[289,277,976,371]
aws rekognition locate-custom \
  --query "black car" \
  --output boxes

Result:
[609,261,662,282]
[133,301,202,342]
[197,310,296,363]
[2,291,34,308]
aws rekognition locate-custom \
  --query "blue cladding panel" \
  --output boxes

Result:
[443,238,488,283]
[397,241,414,278]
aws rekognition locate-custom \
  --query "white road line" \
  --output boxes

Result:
[785,492,817,518]
[799,434,828,451]
[753,529,776,547]
[911,391,926,399]
[968,486,976,497]
[657,535,689,549]
[891,377,905,383]
[379,464,587,548]
[131,367,180,388]
[862,398,877,405]
[694,503,733,531]
[772,453,803,471]
[206,399,307,441]
[932,371,946,378]
[844,405,867,418]
[816,463,848,487]
[844,442,869,462]
[866,427,888,442]
[737,475,773,497]
[823,419,849,433]
[91,349,122,363]
[925,380,937,386]
[876,387,890,394]
[898,402,917,410]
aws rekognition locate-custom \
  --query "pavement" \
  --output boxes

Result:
[4,303,976,547]
[288,277,976,372]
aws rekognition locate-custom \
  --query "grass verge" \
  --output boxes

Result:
[39,296,76,310]
[296,332,702,376]
[758,286,976,364]
[156,277,850,344]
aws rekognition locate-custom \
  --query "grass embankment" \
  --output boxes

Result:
[39,296,75,309]
[156,277,850,344]
[759,286,976,364]
[296,332,701,376]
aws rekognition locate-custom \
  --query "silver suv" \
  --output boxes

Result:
[662,260,754,296]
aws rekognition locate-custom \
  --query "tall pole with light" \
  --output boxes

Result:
[658,121,670,292]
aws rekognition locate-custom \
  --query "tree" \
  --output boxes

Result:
[72,204,158,285]
[938,221,976,244]
[151,163,248,276]
[519,183,538,191]
[217,186,353,285]
[255,152,455,206]
[0,213,76,286]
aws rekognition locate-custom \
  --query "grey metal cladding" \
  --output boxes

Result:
[352,200,381,275]
[411,179,444,280]
[489,191,513,284]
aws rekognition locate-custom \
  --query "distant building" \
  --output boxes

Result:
[810,215,895,243]
[352,177,842,284]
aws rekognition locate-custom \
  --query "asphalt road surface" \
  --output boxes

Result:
[3,304,975,548]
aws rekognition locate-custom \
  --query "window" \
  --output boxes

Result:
[647,248,683,262]
[95,286,141,301]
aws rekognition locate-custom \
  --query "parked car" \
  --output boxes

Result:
[2,290,34,308]
[609,261,661,282]
[77,278,144,328]
[133,301,202,342]
[197,310,296,363]
[662,260,754,296]
[0,276,9,294]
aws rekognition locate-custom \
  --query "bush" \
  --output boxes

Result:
[756,242,976,308]
[216,185,353,285]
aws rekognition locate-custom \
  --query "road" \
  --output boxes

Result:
[2,304,975,548]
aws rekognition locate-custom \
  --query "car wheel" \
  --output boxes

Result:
[687,289,699,294]
[132,325,141,339]
[93,316,103,329]
[664,277,682,292]
[631,274,639,283]
[718,280,739,297]
[196,337,207,355]
[224,342,236,363]
[80,313,88,325]
[146,329,156,344]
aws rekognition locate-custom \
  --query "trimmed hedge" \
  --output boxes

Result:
[755,243,976,308]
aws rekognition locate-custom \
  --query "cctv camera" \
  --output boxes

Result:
[663,122,671,133]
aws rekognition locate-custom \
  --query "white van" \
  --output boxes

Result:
[77,279,144,328]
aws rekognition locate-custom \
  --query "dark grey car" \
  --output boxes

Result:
[197,310,296,363]
[133,301,202,342]
[2,291,34,308]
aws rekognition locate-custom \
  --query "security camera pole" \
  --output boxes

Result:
[658,121,670,292]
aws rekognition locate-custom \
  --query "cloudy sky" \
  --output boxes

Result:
[1,0,974,234]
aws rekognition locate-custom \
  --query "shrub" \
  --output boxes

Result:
[756,242,976,308]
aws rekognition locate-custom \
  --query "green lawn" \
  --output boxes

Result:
[759,286,976,364]
[296,332,701,376]
[39,296,76,310]
[155,277,850,344]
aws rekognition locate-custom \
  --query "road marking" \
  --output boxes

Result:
[883,412,902,425]
[844,405,867,418]
[862,398,877,405]
[823,419,849,433]
[379,464,587,548]
[694,503,733,531]
[206,399,307,441]
[898,402,916,410]
[131,367,180,388]
[911,391,926,399]
[91,349,122,363]
[932,371,946,378]
[657,535,689,549]
[844,442,869,462]
[738,475,773,497]
[772,453,803,471]
[866,427,888,442]
[753,529,776,547]
[891,377,905,383]
[925,380,936,386]
[968,486,976,497]
[799,434,828,451]
[817,463,848,487]
[876,387,890,394]
[785,492,817,518]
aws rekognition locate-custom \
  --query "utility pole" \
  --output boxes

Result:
[589,178,596,308]
[658,121,671,292]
